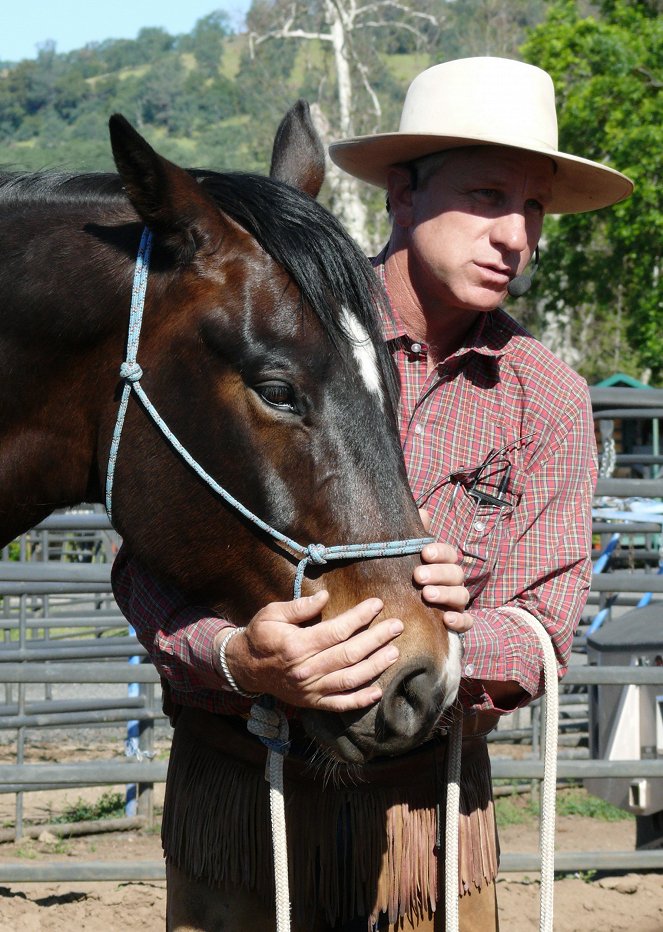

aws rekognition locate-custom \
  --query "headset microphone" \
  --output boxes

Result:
[507,246,540,298]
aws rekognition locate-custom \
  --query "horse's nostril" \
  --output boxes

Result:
[377,663,440,744]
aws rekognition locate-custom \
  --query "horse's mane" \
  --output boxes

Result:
[0,171,125,205]
[0,169,399,408]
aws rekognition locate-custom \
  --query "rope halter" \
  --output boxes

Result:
[105,226,435,599]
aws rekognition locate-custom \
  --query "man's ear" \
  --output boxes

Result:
[386,166,415,228]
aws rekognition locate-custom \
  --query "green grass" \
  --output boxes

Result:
[495,792,537,827]
[556,788,633,821]
[220,35,248,81]
[382,52,431,83]
[54,790,125,824]
[14,844,38,859]
[495,786,633,828]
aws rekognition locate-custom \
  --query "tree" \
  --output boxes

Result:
[182,11,231,77]
[435,0,547,60]
[246,0,440,248]
[520,0,662,384]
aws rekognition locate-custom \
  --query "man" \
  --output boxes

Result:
[113,58,632,929]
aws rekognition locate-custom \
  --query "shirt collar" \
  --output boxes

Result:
[372,252,509,362]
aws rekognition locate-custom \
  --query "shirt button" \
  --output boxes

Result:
[464,663,475,677]
[473,520,486,531]
[410,342,422,354]
[414,424,423,435]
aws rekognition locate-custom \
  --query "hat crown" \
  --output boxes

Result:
[328,55,633,213]
[399,57,559,154]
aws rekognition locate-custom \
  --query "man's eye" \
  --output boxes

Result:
[255,382,297,412]
[476,188,500,199]
[526,198,544,214]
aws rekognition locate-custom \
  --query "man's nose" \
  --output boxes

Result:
[491,212,528,253]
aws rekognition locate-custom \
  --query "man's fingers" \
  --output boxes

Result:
[441,610,474,633]
[307,641,401,695]
[294,597,387,654]
[253,589,330,626]
[414,561,465,588]
[295,617,403,682]
[420,542,460,565]
[420,584,470,612]
[311,684,385,713]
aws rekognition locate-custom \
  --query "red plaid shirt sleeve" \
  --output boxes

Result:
[111,547,249,713]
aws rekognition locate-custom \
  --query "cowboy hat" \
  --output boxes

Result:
[329,57,633,214]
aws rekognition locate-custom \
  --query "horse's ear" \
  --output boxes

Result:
[269,100,325,199]
[109,114,223,264]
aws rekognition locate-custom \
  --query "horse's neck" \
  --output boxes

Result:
[0,358,104,544]
[0,227,126,545]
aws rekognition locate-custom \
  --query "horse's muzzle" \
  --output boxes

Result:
[302,644,462,764]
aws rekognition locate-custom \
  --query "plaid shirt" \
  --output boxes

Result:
[112,294,596,719]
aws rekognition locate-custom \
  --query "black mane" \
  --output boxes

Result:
[0,168,399,408]
[0,171,125,205]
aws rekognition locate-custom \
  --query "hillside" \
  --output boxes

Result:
[0,3,545,176]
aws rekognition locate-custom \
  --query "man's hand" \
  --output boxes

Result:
[219,510,472,709]
[219,590,404,712]
[415,510,473,633]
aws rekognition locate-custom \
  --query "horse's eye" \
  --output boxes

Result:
[255,381,297,412]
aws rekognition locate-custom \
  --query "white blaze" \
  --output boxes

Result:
[441,633,463,711]
[340,307,384,406]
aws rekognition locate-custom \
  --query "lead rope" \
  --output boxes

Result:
[444,607,558,932]
[247,702,292,932]
[110,231,559,932]
[444,703,463,932]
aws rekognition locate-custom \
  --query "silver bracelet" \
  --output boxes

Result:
[218,627,260,698]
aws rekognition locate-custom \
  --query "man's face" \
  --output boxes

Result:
[391,146,554,315]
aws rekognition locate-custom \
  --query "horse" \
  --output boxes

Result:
[0,104,487,930]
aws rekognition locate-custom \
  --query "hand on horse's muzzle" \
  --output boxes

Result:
[217,589,406,713]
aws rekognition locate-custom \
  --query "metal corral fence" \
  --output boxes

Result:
[0,511,165,845]
[0,504,662,883]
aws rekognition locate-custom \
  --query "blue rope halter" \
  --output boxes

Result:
[105,227,434,599]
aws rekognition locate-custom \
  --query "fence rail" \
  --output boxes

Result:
[2,509,663,887]
[6,850,663,884]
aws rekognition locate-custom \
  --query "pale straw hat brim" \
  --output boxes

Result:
[329,58,634,215]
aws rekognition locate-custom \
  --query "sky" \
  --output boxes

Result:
[2,0,252,63]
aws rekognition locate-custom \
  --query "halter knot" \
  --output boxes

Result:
[306,543,328,565]
[247,701,290,756]
[120,361,143,382]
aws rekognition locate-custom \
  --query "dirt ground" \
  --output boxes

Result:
[0,756,661,931]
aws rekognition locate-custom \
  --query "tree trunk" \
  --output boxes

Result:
[322,0,369,249]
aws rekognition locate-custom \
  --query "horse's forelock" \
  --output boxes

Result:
[200,172,400,411]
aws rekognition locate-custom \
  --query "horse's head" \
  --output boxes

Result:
[104,104,461,765]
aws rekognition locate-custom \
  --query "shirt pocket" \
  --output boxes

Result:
[434,479,513,602]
